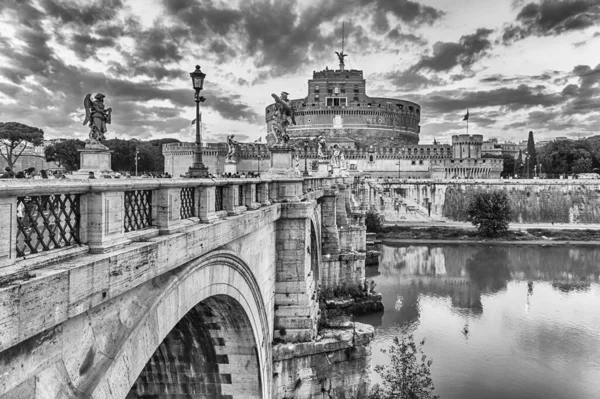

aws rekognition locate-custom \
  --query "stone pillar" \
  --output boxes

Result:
[0,195,17,270]
[244,183,261,210]
[198,185,219,223]
[274,202,319,342]
[224,183,246,216]
[84,189,131,253]
[257,182,271,206]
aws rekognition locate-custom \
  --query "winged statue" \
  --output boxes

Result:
[269,91,296,145]
[83,93,112,147]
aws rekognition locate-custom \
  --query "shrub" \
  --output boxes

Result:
[365,209,383,233]
[467,190,512,238]
[369,334,439,399]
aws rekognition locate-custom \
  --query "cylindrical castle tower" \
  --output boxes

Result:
[265,62,421,148]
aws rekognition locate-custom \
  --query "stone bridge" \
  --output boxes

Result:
[0,176,369,398]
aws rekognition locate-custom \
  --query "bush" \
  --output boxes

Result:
[366,209,383,232]
[467,190,512,238]
[369,334,439,399]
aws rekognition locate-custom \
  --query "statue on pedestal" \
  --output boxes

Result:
[270,91,296,145]
[330,144,342,167]
[83,93,112,149]
[226,134,238,163]
[314,135,327,159]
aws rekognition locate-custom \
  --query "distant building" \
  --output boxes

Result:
[163,53,502,179]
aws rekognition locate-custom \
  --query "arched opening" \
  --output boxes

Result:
[126,294,262,398]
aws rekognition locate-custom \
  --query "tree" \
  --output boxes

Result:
[0,122,44,169]
[538,139,594,176]
[467,190,512,237]
[45,139,86,171]
[369,334,439,399]
[365,209,383,232]
[515,150,524,177]
[527,131,537,172]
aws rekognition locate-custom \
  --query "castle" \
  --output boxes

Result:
[163,54,502,179]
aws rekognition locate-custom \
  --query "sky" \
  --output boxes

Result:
[0,0,599,145]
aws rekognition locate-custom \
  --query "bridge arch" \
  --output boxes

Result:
[91,250,271,399]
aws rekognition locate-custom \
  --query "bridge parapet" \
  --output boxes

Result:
[0,177,336,276]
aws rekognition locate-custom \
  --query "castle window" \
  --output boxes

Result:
[341,89,346,94]
[328,89,333,95]
[411,161,416,165]
[369,155,374,162]
[326,97,347,106]
[409,106,414,112]
[334,87,340,94]
[419,160,423,165]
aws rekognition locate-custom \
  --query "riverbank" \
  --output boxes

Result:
[376,225,600,243]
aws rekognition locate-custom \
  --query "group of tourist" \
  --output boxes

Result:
[0,166,66,179]
[218,172,261,179]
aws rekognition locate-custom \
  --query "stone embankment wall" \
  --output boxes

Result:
[375,180,600,224]
[272,323,373,399]
[441,182,600,224]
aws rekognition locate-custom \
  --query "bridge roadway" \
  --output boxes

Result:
[0,176,367,398]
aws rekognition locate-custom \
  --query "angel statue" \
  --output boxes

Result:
[313,135,327,159]
[226,134,238,163]
[270,91,296,145]
[83,93,112,148]
[335,51,347,69]
[330,144,342,167]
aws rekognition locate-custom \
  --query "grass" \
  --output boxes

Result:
[376,225,600,242]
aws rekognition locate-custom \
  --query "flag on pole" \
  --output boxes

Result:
[191,119,196,125]
[463,110,469,121]
[254,137,262,143]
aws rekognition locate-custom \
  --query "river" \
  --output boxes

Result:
[354,243,600,399]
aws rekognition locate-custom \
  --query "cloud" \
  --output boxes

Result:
[415,84,565,114]
[411,28,493,73]
[503,0,600,43]
[386,28,428,45]
[382,69,442,91]
[564,64,600,114]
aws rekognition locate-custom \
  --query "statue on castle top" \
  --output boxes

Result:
[270,91,296,145]
[83,93,112,149]
[335,51,347,70]
[226,134,238,163]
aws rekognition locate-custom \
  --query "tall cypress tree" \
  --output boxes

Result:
[527,131,537,173]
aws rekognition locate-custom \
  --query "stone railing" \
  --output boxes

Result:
[0,176,345,275]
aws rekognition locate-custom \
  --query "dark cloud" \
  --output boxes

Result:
[359,0,445,26]
[411,28,493,72]
[160,0,444,80]
[42,0,124,26]
[503,0,600,43]
[564,64,600,114]
[382,70,442,91]
[386,28,427,45]
[415,84,565,114]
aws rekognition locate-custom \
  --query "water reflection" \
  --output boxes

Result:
[357,244,600,399]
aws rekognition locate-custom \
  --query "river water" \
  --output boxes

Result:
[354,243,600,399]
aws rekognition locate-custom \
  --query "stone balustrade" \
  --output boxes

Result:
[0,176,343,276]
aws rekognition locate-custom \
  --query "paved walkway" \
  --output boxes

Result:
[386,221,600,230]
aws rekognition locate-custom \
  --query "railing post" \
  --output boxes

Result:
[245,182,261,210]
[224,182,246,216]
[0,195,17,269]
[198,184,218,223]
[257,181,271,206]
[155,182,198,234]
[85,188,130,254]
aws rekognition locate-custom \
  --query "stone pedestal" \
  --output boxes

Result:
[331,165,341,177]
[223,162,237,175]
[316,160,330,176]
[72,146,113,178]
[266,145,295,176]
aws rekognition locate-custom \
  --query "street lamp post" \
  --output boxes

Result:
[188,65,209,178]
[303,138,310,177]
[135,147,139,176]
